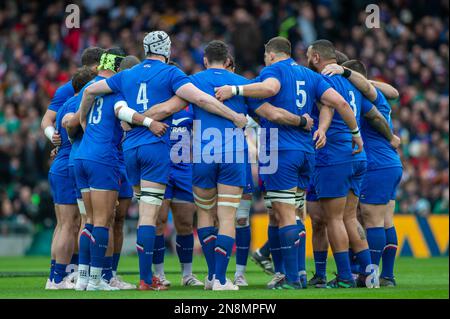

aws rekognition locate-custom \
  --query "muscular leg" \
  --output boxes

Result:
[172,201,197,279]
[295,189,307,284]
[381,200,398,280]
[102,212,115,283]
[49,205,61,282]
[235,193,252,281]
[136,181,165,286]
[88,190,118,285]
[153,199,170,278]
[194,186,217,282]
[214,183,242,285]
[320,195,353,281]
[77,191,94,288]
[360,202,386,268]
[270,187,300,285]
[53,204,78,283]
[308,200,328,280]
[344,191,372,279]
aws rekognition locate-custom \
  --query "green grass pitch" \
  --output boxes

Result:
[0,255,448,299]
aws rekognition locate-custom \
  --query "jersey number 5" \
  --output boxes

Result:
[88,97,103,124]
[296,81,307,109]
[137,83,149,111]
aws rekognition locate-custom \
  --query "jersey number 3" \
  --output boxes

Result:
[88,97,103,124]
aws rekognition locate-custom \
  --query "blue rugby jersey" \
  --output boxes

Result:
[48,80,75,113]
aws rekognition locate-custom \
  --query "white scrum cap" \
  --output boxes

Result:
[143,31,171,59]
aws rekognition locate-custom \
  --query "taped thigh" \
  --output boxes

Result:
[266,190,296,206]
[193,193,217,210]
[140,187,165,206]
[236,199,252,227]
[217,193,242,208]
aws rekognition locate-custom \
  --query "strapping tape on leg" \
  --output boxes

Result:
[263,195,272,210]
[236,199,251,227]
[218,193,242,208]
[77,199,86,215]
[266,190,296,205]
[134,191,141,203]
[140,188,165,206]
[295,190,306,209]
[193,193,217,210]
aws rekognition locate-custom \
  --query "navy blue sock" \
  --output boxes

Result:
[102,256,113,282]
[79,223,93,267]
[136,225,156,285]
[296,219,306,273]
[236,226,251,267]
[90,226,109,269]
[279,225,300,283]
[214,234,234,285]
[49,259,56,281]
[70,254,79,266]
[349,249,360,274]
[153,234,165,265]
[176,234,194,264]
[333,251,353,281]
[355,249,372,275]
[381,226,398,279]
[366,227,386,267]
[313,251,327,278]
[198,227,217,281]
[53,263,67,284]
[112,253,121,273]
[268,225,285,274]
[259,240,270,257]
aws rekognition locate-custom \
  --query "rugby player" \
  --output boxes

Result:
[307,40,395,288]
[77,31,250,291]
[322,59,402,287]
[46,67,97,289]
[43,47,104,288]
[215,36,361,289]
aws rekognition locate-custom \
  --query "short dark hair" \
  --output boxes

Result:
[72,66,96,93]
[335,50,349,65]
[309,39,336,60]
[342,59,368,78]
[226,53,235,70]
[120,55,140,70]
[265,37,291,56]
[204,40,229,64]
[81,47,105,67]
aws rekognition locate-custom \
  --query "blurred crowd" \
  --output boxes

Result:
[0,0,448,233]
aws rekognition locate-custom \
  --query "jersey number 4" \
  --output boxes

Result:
[137,83,149,111]
[88,97,103,124]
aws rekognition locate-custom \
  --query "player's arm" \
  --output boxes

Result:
[322,64,377,102]
[253,102,313,130]
[319,87,363,154]
[175,83,247,128]
[143,95,187,121]
[369,80,399,100]
[364,106,400,149]
[79,80,113,130]
[114,100,168,137]
[313,102,334,149]
[61,112,80,139]
[214,78,281,101]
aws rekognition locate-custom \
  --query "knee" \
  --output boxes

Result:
[312,219,326,233]
[175,219,193,235]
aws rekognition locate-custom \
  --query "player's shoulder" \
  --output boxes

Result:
[55,80,75,96]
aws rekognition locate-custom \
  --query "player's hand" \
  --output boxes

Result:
[322,64,344,76]
[149,120,169,137]
[313,128,327,149]
[50,147,58,160]
[302,113,314,131]
[352,135,364,154]
[121,121,132,132]
[390,134,401,149]
[214,85,233,102]
[51,131,61,146]
[233,113,248,128]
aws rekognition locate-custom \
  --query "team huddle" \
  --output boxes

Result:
[42,30,402,291]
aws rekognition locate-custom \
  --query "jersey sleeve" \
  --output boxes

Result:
[361,96,374,116]
[373,88,383,106]
[48,82,74,112]
[259,65,282,83]
[170,67,191,93]
[315,74,332,100]
[105,71,124,93]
